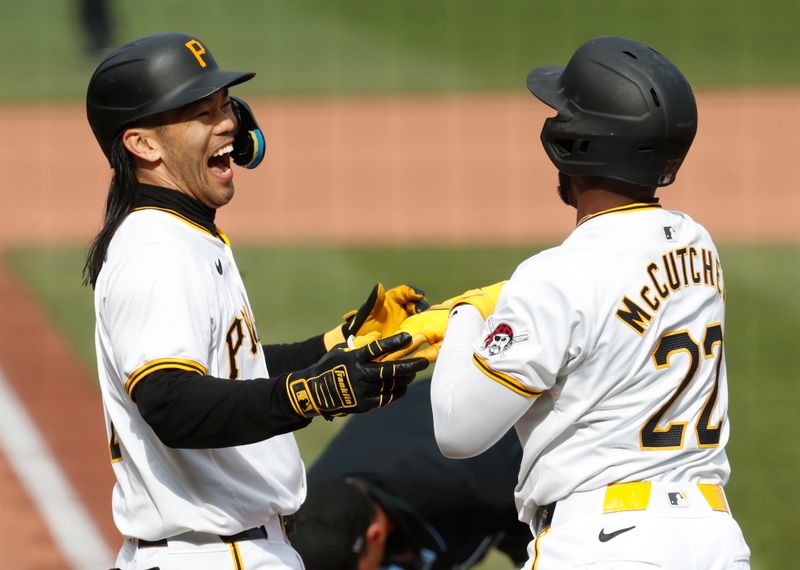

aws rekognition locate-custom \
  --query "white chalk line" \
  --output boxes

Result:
[0,364,113,568]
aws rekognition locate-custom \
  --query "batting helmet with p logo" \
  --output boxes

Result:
[86,32,255,163]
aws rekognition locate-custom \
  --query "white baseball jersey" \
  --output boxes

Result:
[94,206,305,541]
[432,203,731,525]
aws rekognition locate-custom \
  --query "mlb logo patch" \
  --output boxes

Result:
[667,491,689,507]
[663,226,677,241]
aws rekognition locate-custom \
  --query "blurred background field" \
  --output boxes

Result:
[3,0,800,102]
[1,1,799,569]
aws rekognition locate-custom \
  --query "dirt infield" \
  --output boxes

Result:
[0,89,798,249]
[0,90,797,568]
[0,264,116,566]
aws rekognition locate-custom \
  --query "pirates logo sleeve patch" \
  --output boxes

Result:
[481,320,529,357]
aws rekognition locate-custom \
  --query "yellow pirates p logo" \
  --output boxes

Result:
[184,39,207,68]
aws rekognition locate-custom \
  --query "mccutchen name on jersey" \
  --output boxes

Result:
[616,245,725,335]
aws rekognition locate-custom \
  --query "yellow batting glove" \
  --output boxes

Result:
[411,341,441,363]
[324,283,429,351]
[354,281,506,363]
[378,281,507,363]
[359,283,429,335]
[345,331,382,350]
[438,281,508,320]
[378,305,450,363]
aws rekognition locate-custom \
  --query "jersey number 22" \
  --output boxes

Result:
[641,323,724,450]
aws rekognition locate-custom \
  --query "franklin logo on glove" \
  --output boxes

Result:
[335,368,354,406]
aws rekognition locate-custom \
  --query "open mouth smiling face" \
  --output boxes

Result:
[152,89,239,208]
[207,141,234,184]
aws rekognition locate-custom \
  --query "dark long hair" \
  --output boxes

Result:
[83,137,139,288]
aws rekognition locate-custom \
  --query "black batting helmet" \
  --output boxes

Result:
[527,36,697,188]
[86,32,255,162]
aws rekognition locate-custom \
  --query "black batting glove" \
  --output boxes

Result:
[231,96,266,169]
[285,332,428,419]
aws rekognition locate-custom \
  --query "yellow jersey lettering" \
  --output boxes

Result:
[109,421,123,463]
[647,262,670,299]
[675,247,690,285]
[241,307,260,355]
[225,318,244,379]
[662,251,682,291]
[640,284,660,312]
[616,296,652,335]
[618,247,725,334]
[688,247,701,284]
[701,248,715,287]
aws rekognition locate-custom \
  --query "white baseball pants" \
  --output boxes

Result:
[523,482,750,569]
[112,516,305,570]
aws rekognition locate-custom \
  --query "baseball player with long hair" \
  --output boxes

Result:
[84,32,428,570]
[400,36,751,568]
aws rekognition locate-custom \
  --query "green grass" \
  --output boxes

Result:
[715,246,800,570]
[2,0,799,101]
[5,243,800,569]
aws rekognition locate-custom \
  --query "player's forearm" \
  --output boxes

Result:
[431,305,528,458]
[262,334,326,377]
[134,369,311,448]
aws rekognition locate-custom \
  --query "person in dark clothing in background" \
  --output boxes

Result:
[78,0,114,59]
[289,378,528,570]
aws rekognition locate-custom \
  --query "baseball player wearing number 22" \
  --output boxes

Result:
[426,37,751,569]
[84,33,428,570]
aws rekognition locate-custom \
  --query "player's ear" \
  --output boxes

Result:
[364,503,392,546]
[121,127,163,164]
[359,518,390,570]
[365,520,388,544]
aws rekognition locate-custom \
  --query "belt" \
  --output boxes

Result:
[533,482,729,534]
[138,525,268,548]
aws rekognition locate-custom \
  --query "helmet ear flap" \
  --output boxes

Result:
[550,138,574,158]
[547,137,591,159]
[540,116,590,175]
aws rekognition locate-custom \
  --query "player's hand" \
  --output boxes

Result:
[231,96,266,169]
[377,281,507,363]
[323,283,429,350]
[285,332,429,419]
[370,305,449,363]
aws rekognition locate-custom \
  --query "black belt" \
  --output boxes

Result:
[533,502,556,534]
[138,525,268,548]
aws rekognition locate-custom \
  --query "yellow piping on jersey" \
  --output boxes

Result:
[472,354,542,398]
[217,228,232,247]
[132,206,230,245]
[577,202,662,227]
[229,542,244,570]
[531,525,550,569]
[125,358,207,398]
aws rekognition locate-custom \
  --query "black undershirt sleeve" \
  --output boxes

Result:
[134,368,311,449]
[262,334,327,377]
